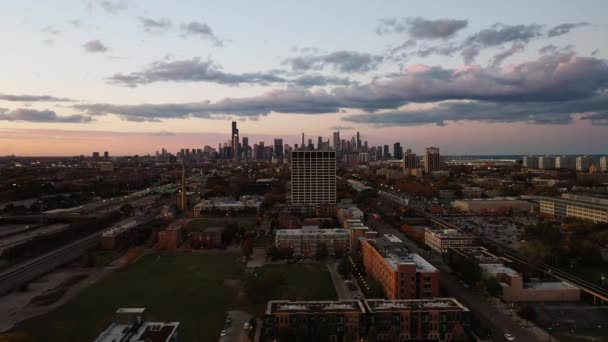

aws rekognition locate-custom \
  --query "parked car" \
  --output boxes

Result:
[504,333,516,341]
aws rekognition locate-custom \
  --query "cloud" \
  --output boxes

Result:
[0,93,72,102]
[80,53,608,124]
[148,131,176,136]
[66,19,81,28]
[465,23,542,47]
[547,22,589,37]
[344,93,608,127]
[490,43,524,67]
[42,25,61,35]
[180,21,224,46]
[139,16,172,33]
[96,0,129,14]
[83,40,108,53]
[107,57,354,87]
[376,17,468,39]
[461,46,479,65]
[0,108,92,123]
[330,125,355,130]
[282,51,383,73]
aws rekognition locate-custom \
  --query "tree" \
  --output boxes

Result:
[241,236,254,259]
[315,243,328,260]
[120,203,134,216]
[484,275,503,297]
[338,258,353,276]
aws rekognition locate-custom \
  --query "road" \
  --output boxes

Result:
[369,201,543,341]
[219,310,252,342]
[327,261,352,300]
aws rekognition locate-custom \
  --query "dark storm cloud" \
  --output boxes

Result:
[376,17,468,39]
[0,93,72,102]
[547,22,589,37]
[282,51,384,73]
[107,57,354,87]
[82,53,608,124]
[139,17,172,33]
[180,21,224,46]
[0,108,92,123]
[83,40,108,53]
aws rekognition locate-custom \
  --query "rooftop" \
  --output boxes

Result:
[479,263,519,276]
[370,236,437,273]
[95,322,180,342]
[364,298,469,313]
[449,246,510,264]
[267,300,365,314]
[276,228,349,237]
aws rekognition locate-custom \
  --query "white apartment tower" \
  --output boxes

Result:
[291,150,336,205]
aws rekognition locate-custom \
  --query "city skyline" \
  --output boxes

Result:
[2,1,608,155]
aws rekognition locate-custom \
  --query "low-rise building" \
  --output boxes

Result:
[263,299,470,342]
[158,225,183,250]
[191,226,223,248]
[424,229,475,254]
[275,227,350,258]
[100,220,138,250]
[452,198,536,213]
[264,300,365,342]
[539,194,608,223]
[95,308,180,342]
[361,235,439,299]
[193,195,261,215]
[363,298,470,342]
[480,264,580,302]
[462,187,483,198]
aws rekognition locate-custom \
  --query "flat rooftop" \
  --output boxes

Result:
[95,322,180,342]
[276,228,349,236]
[450,246,511,264]
[525,281,579,290]
[370,236,437,273]
[426,228,474,239]
[266,300,365,314]
[480,263,519,276]
[364,298,469,313]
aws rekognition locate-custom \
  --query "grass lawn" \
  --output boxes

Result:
[189,217,258,231]
[260,263,337,301]
[19,254,245,342]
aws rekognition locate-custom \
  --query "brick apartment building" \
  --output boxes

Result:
[263,299,470,342]
[264,300,365,342]
[275,228,350,258]
[361,235,439,299]
[191,226,223,248]
[157,225,183,250]
[424,228,475,254]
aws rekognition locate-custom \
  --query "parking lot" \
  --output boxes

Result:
[444,215,538,249]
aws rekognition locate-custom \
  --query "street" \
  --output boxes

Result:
[368,200,544,341]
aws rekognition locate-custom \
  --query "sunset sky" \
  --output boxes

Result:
[1,0,607,156]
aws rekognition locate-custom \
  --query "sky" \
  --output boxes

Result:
[1,0,607,156]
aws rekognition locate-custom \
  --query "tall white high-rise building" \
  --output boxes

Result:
[601,156,608,172]
[291,151,336,205]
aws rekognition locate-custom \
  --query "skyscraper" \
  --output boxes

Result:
[291,150,336,205]
[333,131,340,151]
[403,149,419,169]
[317,136,323,150]
[424,147,441,173]
[242,137,249,159]
[231,121,239,160]
[301,132,305,150]
[383,145,389,159]
[274,138,284,158]
[356,132,361,151]
[393,142,403,160]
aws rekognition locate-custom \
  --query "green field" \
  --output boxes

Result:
[259,263,337,301]
[20,254,245,342]
[189,217,258,231]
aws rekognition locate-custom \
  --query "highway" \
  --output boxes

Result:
[0,209,161,295]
